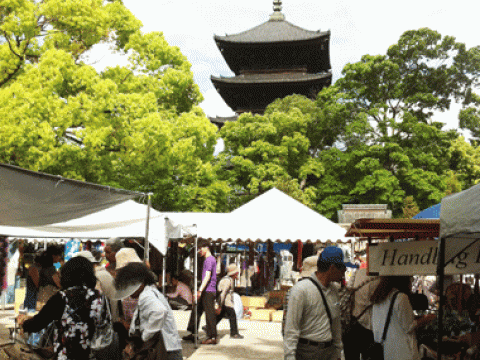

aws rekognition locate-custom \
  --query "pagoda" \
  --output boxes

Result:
[211,0,332,116]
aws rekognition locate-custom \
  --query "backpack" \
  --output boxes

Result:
[339,276,379,335]
[90,295,115,355]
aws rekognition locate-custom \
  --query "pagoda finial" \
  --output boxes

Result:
[269,0,285,21]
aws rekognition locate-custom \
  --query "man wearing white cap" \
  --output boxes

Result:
[215,263,243,339]
[284,246,358,360]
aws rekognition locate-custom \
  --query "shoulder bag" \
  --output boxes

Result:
[305,278,333,333]
[282,277,334,337]
[91,295,121,360]
[364,291,400,360]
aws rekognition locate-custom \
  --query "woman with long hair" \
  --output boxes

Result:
[23,251,42,312]
[36,246,62,309]
[370,276,420,360]
[21,256,106,360]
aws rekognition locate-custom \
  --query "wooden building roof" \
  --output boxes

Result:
[211,71,332,84]
[208,115,238,129]
[214,20,329,44]
[215,32,331,75]
[211,72,331,113]
[345,218,440,241]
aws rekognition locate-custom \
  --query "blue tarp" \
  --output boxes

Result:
[225,243,292,253]
[413,203,441,219]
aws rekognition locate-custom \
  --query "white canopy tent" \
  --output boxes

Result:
[162,188,353,348]
[0,200,168,255]
[164,188,353,243]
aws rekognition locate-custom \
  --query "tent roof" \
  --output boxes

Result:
[166,188,353,243]
[440,182,480,239]
[0,163,142,227]
[413,203,441,219]
[0,200,168,254]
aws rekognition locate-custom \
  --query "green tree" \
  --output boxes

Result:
[218,92,354,208]
[401,196,420,219]
[330,28,479,214]
[0,0,231,212]
[219,28,480,218]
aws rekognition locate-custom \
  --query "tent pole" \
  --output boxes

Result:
[144,193,152,264]
[163,217,170,295]
[436,237,446,359]
[193,226,198,349]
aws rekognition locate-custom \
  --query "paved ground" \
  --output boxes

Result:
[0,307,284,360]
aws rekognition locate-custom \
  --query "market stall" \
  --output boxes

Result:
[435,182,480,359]
[163,188,356,347]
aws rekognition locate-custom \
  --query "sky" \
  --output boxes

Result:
[91,0,479,132]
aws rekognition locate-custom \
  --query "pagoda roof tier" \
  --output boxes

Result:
[211,72,331,113]
[208,115,238,129]
[214,19,329,44]
[215,30,331,75]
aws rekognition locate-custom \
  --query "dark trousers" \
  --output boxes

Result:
[342,323,374,360]
[187,291,217,339]
[296,342,337,360]
[216,306,239,336]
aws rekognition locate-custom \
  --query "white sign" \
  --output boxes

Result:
[368,239,480,276]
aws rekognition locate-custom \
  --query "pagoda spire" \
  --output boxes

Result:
[269,0,285,21]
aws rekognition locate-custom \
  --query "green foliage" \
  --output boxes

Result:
[0,0,143,87]
[219,28,480,218]
[401,196,420,219]
[0,1,229,212]
[219,94,335,207]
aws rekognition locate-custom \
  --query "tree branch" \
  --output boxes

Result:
[3,31,22,59]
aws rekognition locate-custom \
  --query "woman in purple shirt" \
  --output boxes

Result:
[183,240,218,344]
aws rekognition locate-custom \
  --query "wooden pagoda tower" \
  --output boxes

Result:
[211,0,332,116]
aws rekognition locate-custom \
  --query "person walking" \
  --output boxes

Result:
[283,246,357,360]
[114,262,183,360]
[215,263,243,339]
[20,256,106,360]
[183,240,218,345]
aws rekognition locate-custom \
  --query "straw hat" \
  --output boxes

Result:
[73,250,99,263]
[300,255,319,278]
[115,248,142,270]
[227,264,240,277]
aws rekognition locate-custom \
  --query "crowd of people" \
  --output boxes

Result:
[282,246,480,360]
[18,238,480,360]
[16,238,244,360]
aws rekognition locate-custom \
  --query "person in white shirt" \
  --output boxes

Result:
[284,246,357,360]
[371,276,419,360]
[114,262,183,360]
